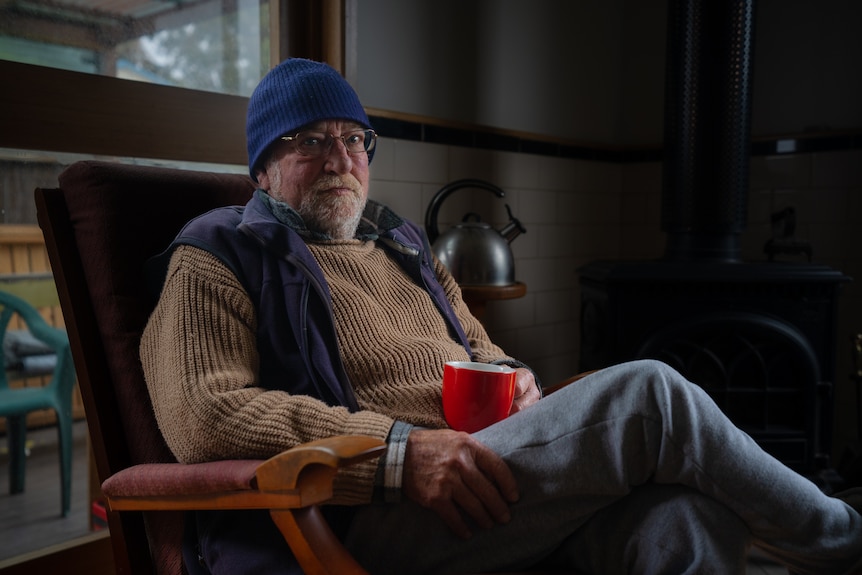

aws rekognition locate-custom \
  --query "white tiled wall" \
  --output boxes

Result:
[368,137,623,386]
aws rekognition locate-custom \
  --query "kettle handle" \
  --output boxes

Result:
[424,179,505,244]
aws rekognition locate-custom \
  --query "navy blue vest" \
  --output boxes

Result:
[150,193,473,410]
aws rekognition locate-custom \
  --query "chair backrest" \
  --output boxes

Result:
[0,288,72,386]
[36,160,255,574]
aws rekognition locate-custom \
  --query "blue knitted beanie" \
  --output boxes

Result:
[246,58,373,179]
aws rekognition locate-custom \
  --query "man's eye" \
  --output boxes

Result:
[299,134,325,148]
[345,133,363,146]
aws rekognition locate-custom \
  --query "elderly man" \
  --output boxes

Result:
[140,58,862,574]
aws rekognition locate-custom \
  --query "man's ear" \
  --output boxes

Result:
[256,169,270,191]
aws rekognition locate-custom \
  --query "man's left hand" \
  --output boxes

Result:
[510,368,541,414]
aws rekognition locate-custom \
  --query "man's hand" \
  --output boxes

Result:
[510,367,541,414]
[402,428,519,539]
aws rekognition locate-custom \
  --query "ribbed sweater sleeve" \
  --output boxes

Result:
[139,245,394,504]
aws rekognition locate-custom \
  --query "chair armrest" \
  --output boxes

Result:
[101,459,262,498]
[101,435,386,512]
[255,435,387,505]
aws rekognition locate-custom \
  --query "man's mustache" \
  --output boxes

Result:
[310,175,362,195]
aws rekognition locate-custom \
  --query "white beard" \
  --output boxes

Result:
[297,186,366,240]
[267,164,366,240]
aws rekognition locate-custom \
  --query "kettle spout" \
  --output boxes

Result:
[500,204,527,244]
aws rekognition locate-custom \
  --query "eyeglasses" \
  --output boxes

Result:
[280,129,377,158]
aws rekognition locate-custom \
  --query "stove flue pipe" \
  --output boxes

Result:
[661,0,756,262]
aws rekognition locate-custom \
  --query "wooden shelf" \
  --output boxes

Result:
[460,282,527,322]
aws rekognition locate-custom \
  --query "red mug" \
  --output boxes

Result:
[442,361,516,433]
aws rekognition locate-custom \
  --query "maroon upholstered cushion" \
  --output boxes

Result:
[102,459,262,498]
[56,160,255,575]
[58,160,255,466]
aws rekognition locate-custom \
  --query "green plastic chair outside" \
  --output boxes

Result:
[0,288,76,517]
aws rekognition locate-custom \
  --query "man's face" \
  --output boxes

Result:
[257,120,370,240]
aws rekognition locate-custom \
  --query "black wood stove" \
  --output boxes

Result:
[578,0,850,477]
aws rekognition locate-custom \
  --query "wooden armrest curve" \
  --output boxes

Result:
[255,435,387,495]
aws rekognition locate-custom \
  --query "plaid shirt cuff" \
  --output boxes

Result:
[374,420,414,503]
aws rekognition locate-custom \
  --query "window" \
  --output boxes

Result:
[0,0,269,97]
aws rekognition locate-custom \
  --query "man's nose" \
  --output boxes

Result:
[324,136,353,173]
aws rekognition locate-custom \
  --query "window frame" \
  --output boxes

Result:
[0,59,249,165]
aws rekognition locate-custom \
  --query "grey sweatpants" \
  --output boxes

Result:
[345,360,862,574]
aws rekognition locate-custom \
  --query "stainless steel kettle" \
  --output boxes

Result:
[424,179,526,286]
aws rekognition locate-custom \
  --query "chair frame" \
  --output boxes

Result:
[38,181,151,571]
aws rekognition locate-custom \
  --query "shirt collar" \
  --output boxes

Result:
[256,189,405,241]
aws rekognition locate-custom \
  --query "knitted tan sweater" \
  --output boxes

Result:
[140,241,510,504]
